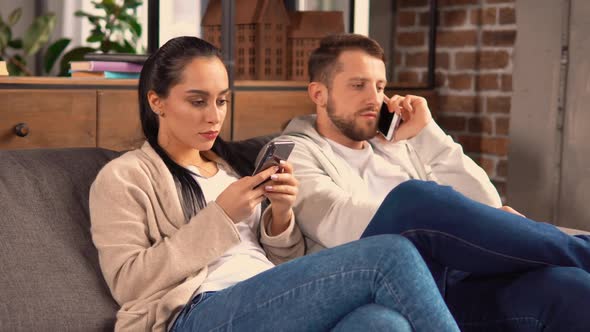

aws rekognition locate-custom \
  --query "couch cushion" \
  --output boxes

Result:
[0,148,121,331]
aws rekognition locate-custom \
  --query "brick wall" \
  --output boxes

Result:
[393,0,516,200]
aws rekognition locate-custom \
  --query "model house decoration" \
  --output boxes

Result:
[202,0,344,81]
[287,11,344,81]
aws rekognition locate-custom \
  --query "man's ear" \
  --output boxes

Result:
[147,90,163,113]
[308,82,328,108]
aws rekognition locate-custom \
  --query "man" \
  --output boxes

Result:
[274,33,590,331]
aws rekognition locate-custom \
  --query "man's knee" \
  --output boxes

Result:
[521,267,590,329]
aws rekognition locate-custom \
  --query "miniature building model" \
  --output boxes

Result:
[202,0,290,80]
[202,0,344,81]
[287,11,344,81]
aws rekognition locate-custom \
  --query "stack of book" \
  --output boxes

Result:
[69,53,149,79]
[0,61,8,76]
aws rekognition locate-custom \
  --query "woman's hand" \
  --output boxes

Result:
[385,94,433,142]
[263,160,299,235]
[216,166,279,223]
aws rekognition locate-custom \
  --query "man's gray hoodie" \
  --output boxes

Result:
[273,114,502,254]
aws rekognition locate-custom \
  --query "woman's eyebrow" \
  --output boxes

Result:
[185,88,231,96]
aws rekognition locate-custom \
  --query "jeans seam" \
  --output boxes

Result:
[401,229,559,268]
[206,268,409,332]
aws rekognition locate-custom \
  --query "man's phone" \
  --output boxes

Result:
[378,102,402,141]
[252,140,295,177]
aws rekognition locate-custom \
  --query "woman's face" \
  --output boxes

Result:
[155,56,229,152]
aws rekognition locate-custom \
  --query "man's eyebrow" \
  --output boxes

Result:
[347,77,388,84]
[348,77,368,82]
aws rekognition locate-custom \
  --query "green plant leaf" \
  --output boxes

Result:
[123,0,143,10]
[86,34,103,43]
[7,54,26,76]
[101,0,118,15]
[8,38,23,49]
[122,40,136,53]
[0,25,10,53]
[23,13,57,55]
[119,14,141,37]
[58,46,95,76]
[44,37,70,73]
[8,8,22,26]
[74,10,103,21]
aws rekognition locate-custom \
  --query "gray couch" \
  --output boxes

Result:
[2,138,586,331]
[0,137,272,331]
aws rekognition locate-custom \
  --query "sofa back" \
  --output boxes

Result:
[0,136,273,331]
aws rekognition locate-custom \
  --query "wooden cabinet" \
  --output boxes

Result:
[0,77,437,151]
[0,89,97,149]
[0,78,142,151]
[96,90,143,151]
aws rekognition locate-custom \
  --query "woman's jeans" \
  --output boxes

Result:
[362,180,590,332]
[170,235,459,332]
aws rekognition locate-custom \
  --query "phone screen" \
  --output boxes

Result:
[377,102,401,141]
[252,141,295,176]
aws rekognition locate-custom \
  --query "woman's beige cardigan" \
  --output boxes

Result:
[89,142,305,331]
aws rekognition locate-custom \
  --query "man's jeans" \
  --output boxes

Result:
[170,235,459,332]
[362,180,590,331]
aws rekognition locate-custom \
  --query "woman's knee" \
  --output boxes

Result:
[331,304,412,332]
[358,235,422,265]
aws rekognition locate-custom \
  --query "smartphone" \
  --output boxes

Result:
[252,140,295,177]
[378,102,402,141]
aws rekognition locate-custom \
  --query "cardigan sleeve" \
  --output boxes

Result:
[89,162,241,305]
[258,206,305,264]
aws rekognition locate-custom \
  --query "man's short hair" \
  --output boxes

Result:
[308,33,385,86]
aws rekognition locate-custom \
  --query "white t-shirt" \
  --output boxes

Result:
[186,164,275,295]
[326,139,411,203]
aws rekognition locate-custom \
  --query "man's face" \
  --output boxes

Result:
[325,50,387,142]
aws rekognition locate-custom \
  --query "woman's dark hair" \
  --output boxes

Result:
[138,36,249,220]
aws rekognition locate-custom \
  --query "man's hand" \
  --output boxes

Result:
[386,94,433,142]
[499,205,526,218]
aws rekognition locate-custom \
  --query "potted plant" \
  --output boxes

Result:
[0,8,70,76]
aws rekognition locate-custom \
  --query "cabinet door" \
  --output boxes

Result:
[232,90,315,140]
[0,90,96,150]
[96,90,144,151]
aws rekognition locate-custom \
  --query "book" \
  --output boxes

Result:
[0,61,8,76]
[83,53,149,64]
[70,71,140,79]
[70,61,142,72]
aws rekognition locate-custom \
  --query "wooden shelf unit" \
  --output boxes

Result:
[0,77,436,151]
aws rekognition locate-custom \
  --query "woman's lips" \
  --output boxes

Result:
[199,131,219,140]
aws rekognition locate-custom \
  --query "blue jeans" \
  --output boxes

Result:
[362,180,590,331]
[170,235,459,332]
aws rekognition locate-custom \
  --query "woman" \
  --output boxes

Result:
[89,36,459,332]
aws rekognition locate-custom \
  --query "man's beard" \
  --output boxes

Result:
[326,96,379,142]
